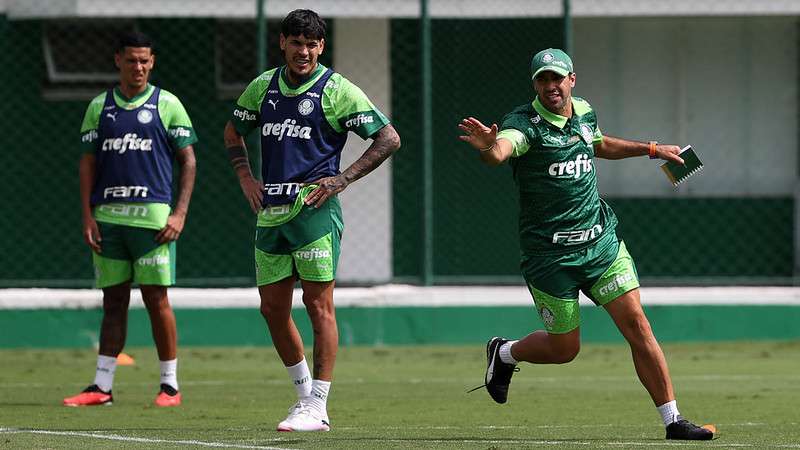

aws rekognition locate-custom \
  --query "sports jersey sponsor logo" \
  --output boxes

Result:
[103,105,115,111]
[169,127,192,138]
[82,130,99,143]
[106,112,118,122]
[547,153,592,179]
[345,114,374,129]
[293,247,331,261]
[264,182,302,196]
[580,124,594,144]
[531,115,541,124]
[103,185,149,199]
[262,119,312,141]
[234,108,257,122]
[552,224,602,244]
[306,92,320,98]
[298,99,314,116]
[136,254,170,267]
[598,273,635,296]
[268,89,279,94]
[137,109,153,124]
[267,99,279,110]
[143,103,157,109]
[101,133,153,154]
[97,203,149,217]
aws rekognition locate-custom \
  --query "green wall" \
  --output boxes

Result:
[0,16,794,287]
[2,305,799,348]
[389,18,794,283]
[0,18,326,287]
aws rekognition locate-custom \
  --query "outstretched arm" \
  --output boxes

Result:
[304,124,401,208]
[457,117,513,166]
[594,135,684,164]
[224,120,264,214]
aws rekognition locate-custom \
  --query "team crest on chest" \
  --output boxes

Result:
[580,124,593,144]
[298,99,315,116]
[137,109,154,124]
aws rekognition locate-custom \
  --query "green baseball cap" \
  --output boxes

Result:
[531,48,573,80]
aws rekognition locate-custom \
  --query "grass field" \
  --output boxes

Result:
[1,341,799,449]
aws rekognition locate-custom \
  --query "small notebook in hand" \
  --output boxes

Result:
[660,145,703,186]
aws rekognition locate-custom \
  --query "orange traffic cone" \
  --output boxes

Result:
[116,352,136,366]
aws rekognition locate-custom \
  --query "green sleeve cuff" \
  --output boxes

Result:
[497,129,529,157]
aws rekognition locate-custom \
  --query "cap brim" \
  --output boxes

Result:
[532,66,570,79]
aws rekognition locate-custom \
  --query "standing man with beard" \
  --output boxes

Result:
[223,9,400,432]
[65,31,197,407]
[458,48,713,441]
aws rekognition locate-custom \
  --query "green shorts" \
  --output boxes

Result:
[254,187,344,285]
[92,222,176,288]
[520,231,639,334]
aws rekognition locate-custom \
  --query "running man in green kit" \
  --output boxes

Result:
[64,31,197,408]
[223,9,400,432]
[458,48,713,441]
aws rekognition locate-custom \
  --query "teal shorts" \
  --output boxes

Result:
[254,187,344,285]
[520,232,639,334]
[92,222,176,288]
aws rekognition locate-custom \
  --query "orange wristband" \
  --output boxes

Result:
[648,141,658,159]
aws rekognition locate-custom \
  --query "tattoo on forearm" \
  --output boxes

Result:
[341,125,401,184]
[227,145,250,172]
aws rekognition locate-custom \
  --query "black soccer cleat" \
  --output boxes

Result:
[665,416,714,440]
[483,337,518,404]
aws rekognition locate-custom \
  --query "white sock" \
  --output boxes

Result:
[159,359,179,391]
[499,340,519,364]
[657,400,681,426]
[307,379,330,415]
[93,355,117,393]
[286,358,312,399]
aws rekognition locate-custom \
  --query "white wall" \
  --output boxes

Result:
[574,16,798,197]
[333,18,394,283]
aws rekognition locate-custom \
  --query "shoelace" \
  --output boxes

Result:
[466,367,520,393]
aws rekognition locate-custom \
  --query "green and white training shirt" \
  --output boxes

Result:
[498,96,618,256]
[79,84,197,230]
[230,64,389,140]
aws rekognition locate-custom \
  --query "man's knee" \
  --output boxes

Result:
[548,330,581,363]
[303,296,335,326]
[552,342,580,363]
[620,313,655,341]
[102,284,131,316]
[140,286,170,312]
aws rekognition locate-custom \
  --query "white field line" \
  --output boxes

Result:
[3,374,800,389]
[3,286,800,309]
[0,428,295,449]
[373,439,800,448]
[3,426,799,449]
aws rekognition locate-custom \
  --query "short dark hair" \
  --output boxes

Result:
[115,31,154,54]
[281,9,326,41]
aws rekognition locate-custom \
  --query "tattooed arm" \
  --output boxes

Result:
[224,120,263,214]
[304,124,402,208]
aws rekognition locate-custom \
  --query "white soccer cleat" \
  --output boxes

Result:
[277,401,330,432]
